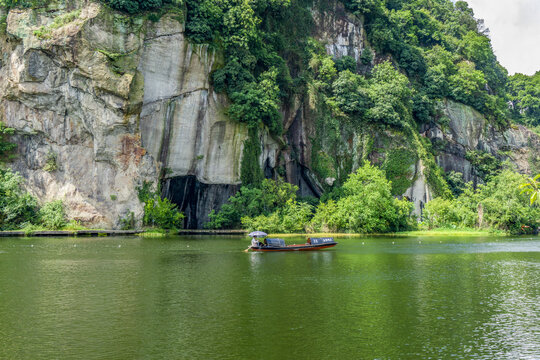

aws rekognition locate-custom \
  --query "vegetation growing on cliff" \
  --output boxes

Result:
[0,122,16,163]
[424,169,539,234]
[137,182,184,230]
[507,71,540,129]
[209,164,415,233]
[0,168,72,230]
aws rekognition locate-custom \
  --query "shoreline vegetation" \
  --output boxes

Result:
[0,227,521,238]
[0,1,538,237]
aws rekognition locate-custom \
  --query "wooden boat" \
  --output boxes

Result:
[250,237,337,252]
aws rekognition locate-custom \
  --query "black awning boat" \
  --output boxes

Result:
[250,237,337,252]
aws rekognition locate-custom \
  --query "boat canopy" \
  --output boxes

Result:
[265,238,286,247]
[310,238,335,245]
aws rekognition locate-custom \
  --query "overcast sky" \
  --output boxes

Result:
[462,0,540,75]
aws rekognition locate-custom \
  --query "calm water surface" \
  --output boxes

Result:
[0,235,538,359]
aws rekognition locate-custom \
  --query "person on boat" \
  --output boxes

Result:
[306,238,311,245]
[251,237,259,248]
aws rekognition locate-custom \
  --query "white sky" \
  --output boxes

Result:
[463,0,540,75]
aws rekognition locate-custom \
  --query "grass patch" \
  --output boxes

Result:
[137,228,177,238]
[33,9,81,39]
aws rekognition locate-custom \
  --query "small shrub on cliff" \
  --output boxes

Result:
[143,197,184,230]
[0,122,16,164]
[241,199,314,233]
[0,168,38,230]
[205,178,298,229]
[38,200,67,230]
[311,163,414,233]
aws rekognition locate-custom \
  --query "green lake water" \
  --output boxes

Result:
[0,235,538,359]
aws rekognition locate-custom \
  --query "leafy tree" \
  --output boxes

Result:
[519,174,540,206]
[332,70,369,121]
[39,200,67,230]
[0,168,38,230]
[334,56,357,73]
[507,72,540,127]
[311,163,413,233]
[228,68,282,134]
[425,170,539,233]
[206,178,298,229]
[143,197,184,229]
[365,61,412,127]
[241,199,314,233]
[0,122,16,163]
[240,128,264,187]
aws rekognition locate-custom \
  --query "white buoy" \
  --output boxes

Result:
[392,241,395,245]
[118,245,121,248]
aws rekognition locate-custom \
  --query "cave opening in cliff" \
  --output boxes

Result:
[161,176,240,229]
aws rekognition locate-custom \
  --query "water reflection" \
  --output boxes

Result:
[0,236,538,359]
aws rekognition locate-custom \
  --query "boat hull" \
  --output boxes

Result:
[250,243,337,252]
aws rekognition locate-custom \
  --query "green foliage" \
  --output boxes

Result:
[38,200,67,230]
[240,128,263,187]
[0,168,77,230]
[334,56,356,73]
[519,174,540,206]
[228,68,282,135]
[119,211,135,230]
[465,150,501,181]
[205,178,298,229]
[311,163,414,233]
[383,148,417,195]
[0,122,16,163]
[425,170,540,234]
[444,170,466,197]
[366,61,412,127]
[43,150,58,172]
[143,197,184,229]
[0,0,49,10]
[340,0,508,123]
[185,0,301,135]
[360,47,373,65]
[241,199,314,233]
[100,0,181,14]
[33,9,81,39]
[0,168,38,230]
[507,72,540,128]
[330,62,412,129]
[137,181,184,229]
[137,181,154,203]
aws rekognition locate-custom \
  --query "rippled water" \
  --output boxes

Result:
[0,235,538,359]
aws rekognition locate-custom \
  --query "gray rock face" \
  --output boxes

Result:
[311,1,365,62]
[426,100,539,184]
[0,5,280,228]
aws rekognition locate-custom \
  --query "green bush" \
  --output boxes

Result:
[206,178,298,229]
[311,163,414,233]
[143,197,184,229]
[38,200,67,230]
[0,168,38,230]
[0,122,16,163]
[424,170,539,233]
[241,199,314,233]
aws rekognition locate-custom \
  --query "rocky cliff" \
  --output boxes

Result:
[1,1,538,228]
